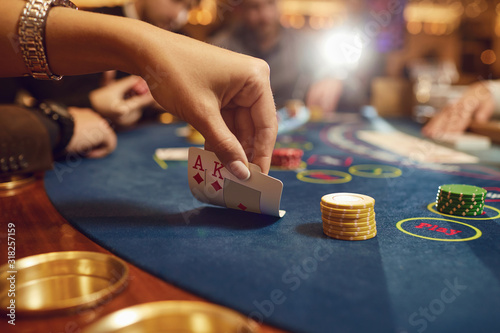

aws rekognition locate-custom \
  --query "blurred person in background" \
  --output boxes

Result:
[211,0,343,114]
[422,81,499,138]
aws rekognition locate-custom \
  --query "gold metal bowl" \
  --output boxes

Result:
[0,174,35,190]
[0,251,128,315]
[82,301,259,333]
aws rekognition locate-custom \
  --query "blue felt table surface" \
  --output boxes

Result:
[45,117,500,333]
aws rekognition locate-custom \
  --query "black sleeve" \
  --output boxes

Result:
[0,105,54,175]
[29,109,61,151]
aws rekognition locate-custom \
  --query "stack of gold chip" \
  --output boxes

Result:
[321,193,377,241]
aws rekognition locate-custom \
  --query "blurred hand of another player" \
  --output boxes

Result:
[422,82,495,138]
[89,75,154,127]
[66,107,117,159]
[140,32,277,179]
[306,78,343,114]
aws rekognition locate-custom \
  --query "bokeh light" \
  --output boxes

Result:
[481,49,496,65]
[320,29,363,73]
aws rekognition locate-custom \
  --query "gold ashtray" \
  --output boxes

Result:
[82,301,260,333]
[0,251,128,315]
[0,174,35,190]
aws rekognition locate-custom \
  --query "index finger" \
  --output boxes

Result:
[212,58,277,174]
[230,61,277,174]
[248,86,277,174]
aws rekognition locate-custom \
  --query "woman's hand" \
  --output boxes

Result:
[138,31,278,178]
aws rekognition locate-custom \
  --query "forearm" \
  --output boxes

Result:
[0,1,28,76]
[488,80,500,117]
[45,7,151,76]
[0,1,157,78]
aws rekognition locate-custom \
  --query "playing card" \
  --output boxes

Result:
[187,147,285,217]
[223,179,261,214]
[205,169,225,207]
[249,163,262,173]
[187,150,208,203]
[155,148,189,161]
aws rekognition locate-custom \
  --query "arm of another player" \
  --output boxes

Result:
[89,75,154,127]
[422,81,496,138]
[306,78,343,114]
[0,1,277,178]
[66,108,117,159]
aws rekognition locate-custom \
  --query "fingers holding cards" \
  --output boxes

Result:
[234,108,256,161]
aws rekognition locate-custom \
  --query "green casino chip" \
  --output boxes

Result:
[436,201,484,211]
[438,184,487,198]
[437,191,485,200]
[437,194,485,205]
[435,195,484,206]
[436,205,483,213]
[435,197,484,208]
[440,209,484,216]
[436,204,484,214]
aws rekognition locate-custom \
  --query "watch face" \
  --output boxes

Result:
[42,101,73,121]
[52,103,67,115]
[38,100,75,156]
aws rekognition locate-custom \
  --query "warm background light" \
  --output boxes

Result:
[481,49,496,65]
[404,1,463,36]
[67,0,500,78]
[73,0,127,7]
[279,0,345,30]
[187,0,216,25]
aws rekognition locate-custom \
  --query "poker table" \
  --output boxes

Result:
[3,111,500,333]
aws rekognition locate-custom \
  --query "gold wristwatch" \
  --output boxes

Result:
[18,0,78,80]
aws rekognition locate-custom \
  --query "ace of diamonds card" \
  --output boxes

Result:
[187,147,285,217]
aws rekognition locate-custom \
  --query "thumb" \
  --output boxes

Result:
[195,114,250,181]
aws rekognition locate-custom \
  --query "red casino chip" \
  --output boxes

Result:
[271,148,304,169]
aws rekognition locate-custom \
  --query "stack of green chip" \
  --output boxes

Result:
[436,184,487,216]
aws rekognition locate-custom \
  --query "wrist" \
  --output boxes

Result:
[88,89,99,112]
[130,25,177,81]
[37,101,74,157]
[18,0,78,80]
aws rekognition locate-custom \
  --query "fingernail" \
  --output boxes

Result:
[228,161,250,181]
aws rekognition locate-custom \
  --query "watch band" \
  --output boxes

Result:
[37,101,75,157]
[18,0,78,81]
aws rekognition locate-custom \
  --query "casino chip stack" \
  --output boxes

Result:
[436,184,487,216]
[271,148,304,169]
[321,193,377,241]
